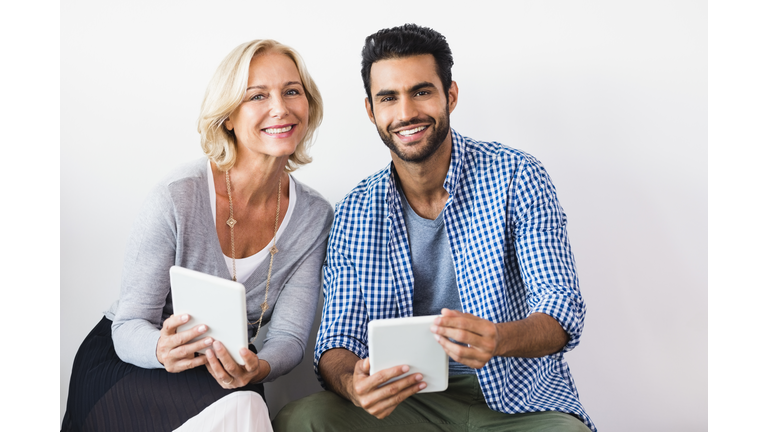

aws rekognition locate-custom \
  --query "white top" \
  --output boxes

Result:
[207,162,297,282]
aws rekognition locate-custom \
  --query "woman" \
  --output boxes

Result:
[62,39,333,432]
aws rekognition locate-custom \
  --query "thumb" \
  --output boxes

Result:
[357,357,371,375]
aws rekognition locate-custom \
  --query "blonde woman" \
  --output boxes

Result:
[62,39,333,432]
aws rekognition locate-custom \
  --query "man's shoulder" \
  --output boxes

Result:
[335,164,391,213]
[460,133,535,163]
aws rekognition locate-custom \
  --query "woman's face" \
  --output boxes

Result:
[225,52,309,163]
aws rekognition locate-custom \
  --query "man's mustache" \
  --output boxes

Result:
[388,117,434,133]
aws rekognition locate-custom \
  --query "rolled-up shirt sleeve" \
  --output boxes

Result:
[509,155,586,353]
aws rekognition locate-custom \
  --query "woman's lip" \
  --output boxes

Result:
[261,124,298,139]
[262,124,293,131]
[263,124,293,130]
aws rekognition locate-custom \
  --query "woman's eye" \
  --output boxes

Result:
[250,94,265,101]
[285,89,301,96]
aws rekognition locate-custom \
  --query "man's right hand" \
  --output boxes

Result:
[346,357,426,419]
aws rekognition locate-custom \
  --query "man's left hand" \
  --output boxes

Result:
[430,308,500,369]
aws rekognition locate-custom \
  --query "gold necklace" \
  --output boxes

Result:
[225,170,282,338]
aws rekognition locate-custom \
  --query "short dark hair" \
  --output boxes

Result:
[361,23,454,102]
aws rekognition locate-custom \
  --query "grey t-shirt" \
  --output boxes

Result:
[398,185,474,376]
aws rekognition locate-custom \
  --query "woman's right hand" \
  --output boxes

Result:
[156,314,213,372]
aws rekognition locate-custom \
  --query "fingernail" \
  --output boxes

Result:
[419,382,427,389]
[204,338,213,345]
[181,314,189,322]
[434,334,440,341]
[415,374,423,381]
[213,341,223,349]
[430,325,437,333]
[198,325,206,333]
[402,365,410,373]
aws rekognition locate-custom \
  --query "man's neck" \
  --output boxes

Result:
[391,137,452,220]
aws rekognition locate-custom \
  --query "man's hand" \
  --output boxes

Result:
[349,358,426,419]
[319,348,426,419]
[431,309,570,368]
[430,309,500,369]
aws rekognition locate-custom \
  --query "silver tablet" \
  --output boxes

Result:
[169,266,249,365]
[368,315,448,393]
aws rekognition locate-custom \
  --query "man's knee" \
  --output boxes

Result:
[272,390,351,432]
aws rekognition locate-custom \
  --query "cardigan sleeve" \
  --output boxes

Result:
[110,182,177,369]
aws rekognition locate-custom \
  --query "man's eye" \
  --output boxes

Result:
[415,91,429,96]
[381,96,394,103]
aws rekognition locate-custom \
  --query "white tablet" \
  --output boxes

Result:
[169,266,249,365]
[368,315,448,393]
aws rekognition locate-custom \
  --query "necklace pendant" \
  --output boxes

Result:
[270,246,278,255]
[260,302,269,313]
[226,217,237,228]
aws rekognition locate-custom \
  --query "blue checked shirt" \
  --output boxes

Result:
[315,129,595,431]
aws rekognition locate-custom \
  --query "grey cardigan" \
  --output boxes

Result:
[105,158,333,383]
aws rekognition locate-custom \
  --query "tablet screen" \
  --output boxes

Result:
[368,315,448,393]
[169,266,249,365]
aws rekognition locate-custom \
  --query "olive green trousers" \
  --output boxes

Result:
[272,375,591,432]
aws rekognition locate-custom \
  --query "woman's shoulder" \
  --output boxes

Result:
[291,176,334,226]
[156,158,209,189]
[138,158,209,215]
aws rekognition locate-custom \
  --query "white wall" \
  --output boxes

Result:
[61,1,706,430]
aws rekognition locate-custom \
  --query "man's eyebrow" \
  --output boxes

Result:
[375,82,438,98]
[409,82,437,92]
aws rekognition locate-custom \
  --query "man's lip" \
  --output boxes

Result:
[391,123,430,134]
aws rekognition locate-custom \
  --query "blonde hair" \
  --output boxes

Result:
[198,39,323,172]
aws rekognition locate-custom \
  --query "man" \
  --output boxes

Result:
[273,24,595,431]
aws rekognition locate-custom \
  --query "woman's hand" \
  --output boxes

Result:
[156,314,212,372]
[205,341,271,388]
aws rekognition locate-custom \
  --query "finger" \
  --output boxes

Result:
[205,347,234,384]
[179,352,211,371]
[434,334,489,369]
[168,336,213,362]
[365,364,412,389]
[239,348,260,373]
[432,325,492,350]
[171,324,209,347]
[433,311,483,332]
[160,314,190,336]
[212,341,241,375]
[439,308,465,318]
[363,379,427,419]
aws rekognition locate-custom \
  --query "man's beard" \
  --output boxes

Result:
[375,105,450,163]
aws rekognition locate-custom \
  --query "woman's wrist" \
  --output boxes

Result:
[250,359,271,383]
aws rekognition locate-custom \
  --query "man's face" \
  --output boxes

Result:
[365,54,458,163]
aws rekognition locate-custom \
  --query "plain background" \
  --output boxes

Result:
[55,0,713,430]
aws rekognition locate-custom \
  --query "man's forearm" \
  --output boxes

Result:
[318,348,361,401]
[494,313,570,358]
